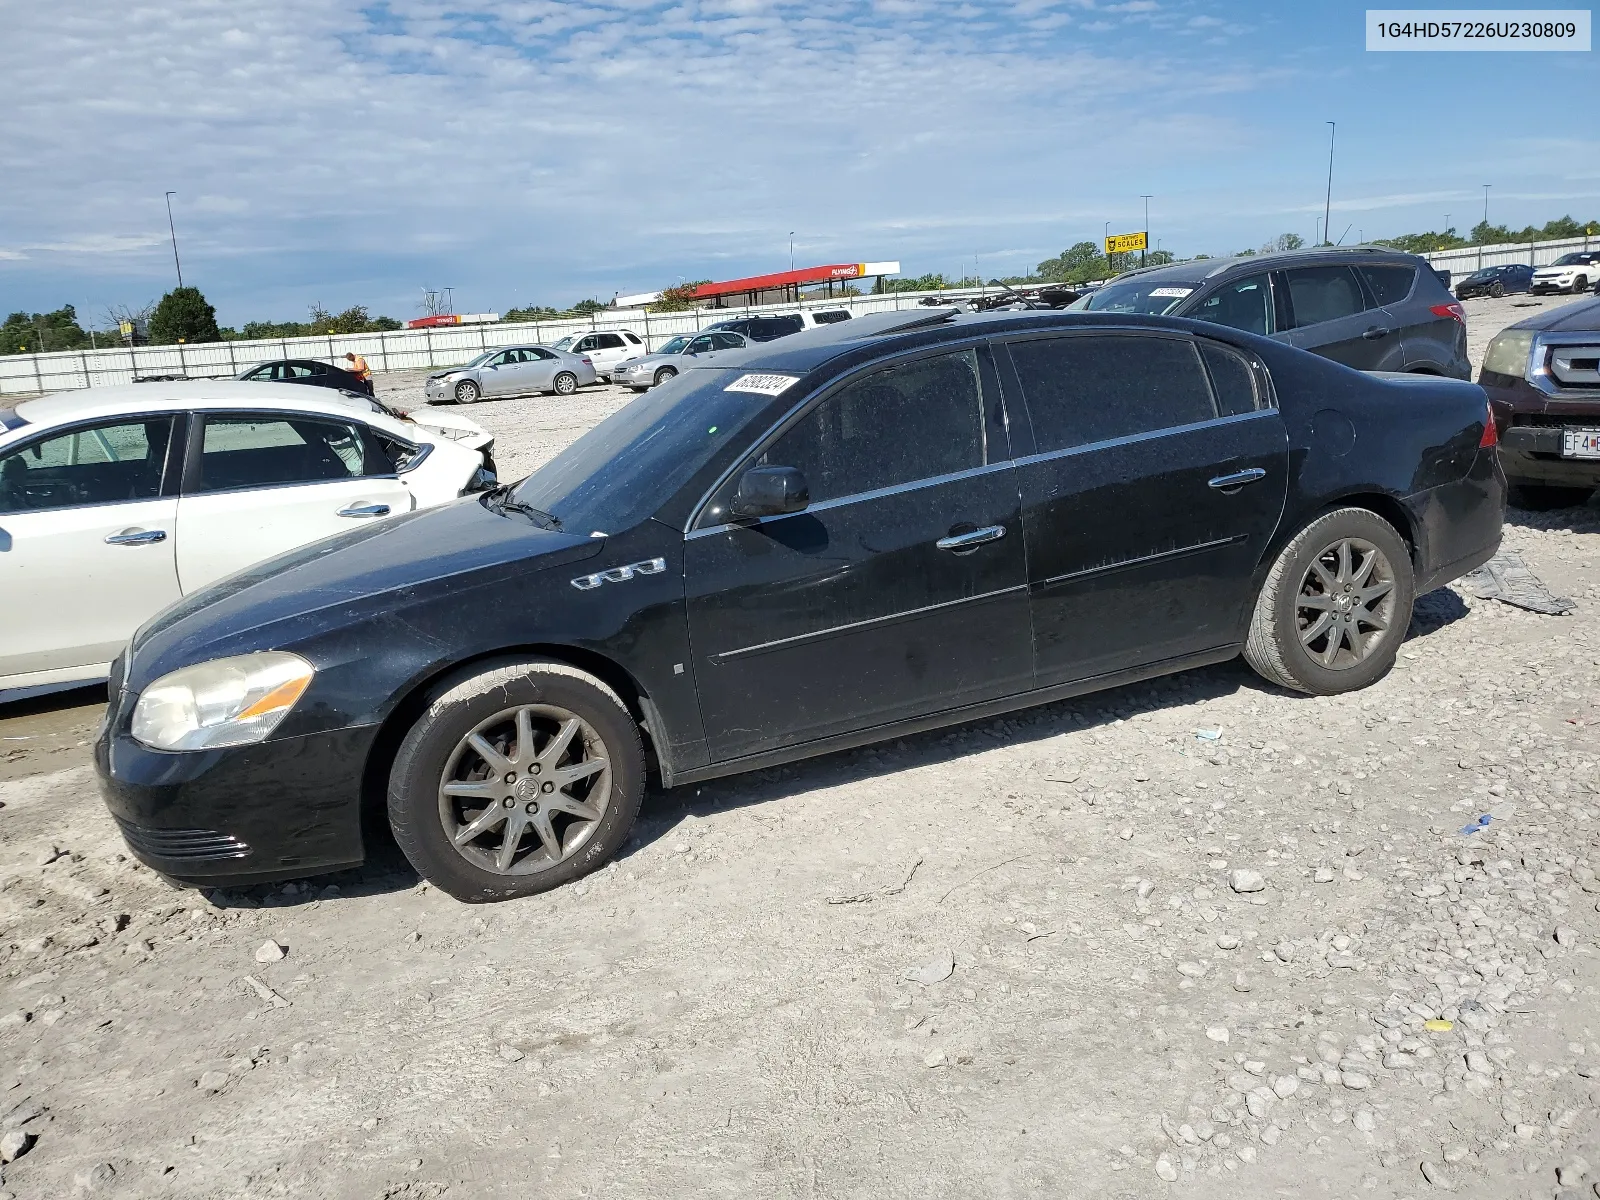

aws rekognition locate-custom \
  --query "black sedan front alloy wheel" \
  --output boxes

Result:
[388,659,645,902]
[1244,507,1415,695]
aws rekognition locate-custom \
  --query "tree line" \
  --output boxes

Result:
[1,289,406,355]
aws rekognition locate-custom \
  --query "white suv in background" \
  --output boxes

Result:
[549,330,646,380]
[1531,252,1600,296]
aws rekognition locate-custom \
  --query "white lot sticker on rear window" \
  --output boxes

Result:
[1149,287,1194,298]
[725,374,801,396]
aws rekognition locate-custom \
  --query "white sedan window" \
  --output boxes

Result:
[0,418,173,512]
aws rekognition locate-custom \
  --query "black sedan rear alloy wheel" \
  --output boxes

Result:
[388,659,645,901]
[1245,507,1415,695]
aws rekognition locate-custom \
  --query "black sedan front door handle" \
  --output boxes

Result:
[1362,326,1393,340]
[1208,468,1267,492]
[936,524,1006,552]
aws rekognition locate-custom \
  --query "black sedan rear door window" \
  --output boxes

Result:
[1198,342,1261,417]
[1009,335,1217,452]
[759,350,987,503]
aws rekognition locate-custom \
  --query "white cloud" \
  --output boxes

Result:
[2,0,1594,320]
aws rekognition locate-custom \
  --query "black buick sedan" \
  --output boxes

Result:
[97,309,1505,902]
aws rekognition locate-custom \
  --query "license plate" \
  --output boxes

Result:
[1563,427,1600,459]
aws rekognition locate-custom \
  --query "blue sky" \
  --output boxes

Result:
[1,0,1596,326]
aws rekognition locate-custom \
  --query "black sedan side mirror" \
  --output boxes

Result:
[731,466,809,519]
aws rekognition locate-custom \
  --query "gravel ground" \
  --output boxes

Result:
[1,291,1598,1199]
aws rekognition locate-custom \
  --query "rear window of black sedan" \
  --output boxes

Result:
[512,369,778,534]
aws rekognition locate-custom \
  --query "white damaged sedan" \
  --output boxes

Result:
[0,381,496,696]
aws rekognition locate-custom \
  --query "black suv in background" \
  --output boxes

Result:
[1480,295,1600,509]
[1079,247,1471,378]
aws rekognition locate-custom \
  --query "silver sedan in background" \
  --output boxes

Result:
[610,331,750,391]
[423,345,598,405]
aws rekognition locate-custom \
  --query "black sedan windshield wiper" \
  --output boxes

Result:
[483,484,562,530]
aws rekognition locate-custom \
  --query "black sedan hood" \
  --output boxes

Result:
[127,498,604,688]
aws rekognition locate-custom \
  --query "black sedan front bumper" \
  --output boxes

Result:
[95,722,379,888]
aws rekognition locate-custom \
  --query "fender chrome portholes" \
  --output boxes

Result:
[570,558,667,591]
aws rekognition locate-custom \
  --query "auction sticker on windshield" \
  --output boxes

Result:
[725,374,801,396]
[1150,287,1194,298]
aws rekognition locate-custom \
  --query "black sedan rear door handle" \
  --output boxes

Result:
[1208,468,1267,491]
[936,524,1006,552]
[1362,326,1393,340]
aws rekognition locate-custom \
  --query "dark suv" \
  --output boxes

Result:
[1079,247,1470,378]
[1480,295,1600,509]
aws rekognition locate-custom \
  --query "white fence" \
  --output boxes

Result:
[0,289,993,399]
[1423,234,1597,278]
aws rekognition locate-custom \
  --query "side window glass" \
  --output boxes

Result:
[1359,264,1416,307]
[1285,266,1367,327]
[1199,342,1261,417]
[575,336,596,352]
[712,333,742,350]
[625,332,642,344]
[760,350,987,505]
[598,334,625,349]
[0,418,174,513]
[1010,335,1217,453]
[1191,274,1272,336]
[687,336,715,354]
[197,416,368,493]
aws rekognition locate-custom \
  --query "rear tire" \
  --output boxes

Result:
[454,380,481,404]
[1244,507,1414,696]
[388,659,645,903]
[552,372,578,396]
[653,368,677,388]
[1508,484,1594,511]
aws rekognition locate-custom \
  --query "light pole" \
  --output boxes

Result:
[164,191,184,288]
[789,232,795,273]
[1322,122,1335,246]
[1139,195,1151,266]
[1479,185,1491,268]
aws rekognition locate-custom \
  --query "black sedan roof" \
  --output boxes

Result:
[696,307,1268,377]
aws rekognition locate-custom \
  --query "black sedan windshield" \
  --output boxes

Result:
[1083,279,1201,315]
[512,370,771,533]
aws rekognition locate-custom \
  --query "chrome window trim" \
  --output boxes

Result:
[684,336,1002,535]
[1010,408,1279,471]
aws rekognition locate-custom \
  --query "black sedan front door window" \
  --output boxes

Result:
[684,346,1031,761]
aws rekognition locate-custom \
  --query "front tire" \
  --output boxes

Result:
[1489,281,1504,298]
[553,372,578,396]
[387,659,646,902]
[454,380,481,405]
[1573,275,1590,295]
[1244,507,1414,696]
[653,367,677,388]
[1508,483,1594,511]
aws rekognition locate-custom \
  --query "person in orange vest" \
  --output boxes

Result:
[343,351,372,382]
